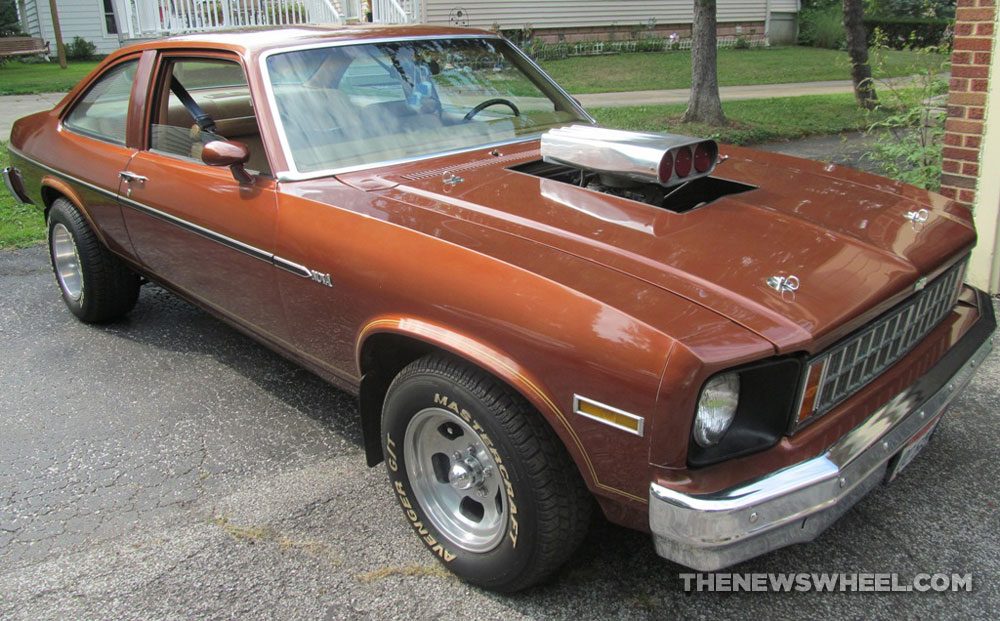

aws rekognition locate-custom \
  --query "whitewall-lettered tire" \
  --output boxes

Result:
[381,353,592,592]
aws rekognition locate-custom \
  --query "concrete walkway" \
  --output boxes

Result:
[0,92,65,140]
[574,78,865,108]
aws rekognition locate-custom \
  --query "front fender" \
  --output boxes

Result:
[355,315,624,499]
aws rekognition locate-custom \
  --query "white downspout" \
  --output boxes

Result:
[764,0,772,40]
[969,11,1000,293]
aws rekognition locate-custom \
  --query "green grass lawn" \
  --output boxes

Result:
[593,92,880,145]
[0,47,944,96]
[539,46,946,94]
[0,143,47,248]
[0,60,101,95]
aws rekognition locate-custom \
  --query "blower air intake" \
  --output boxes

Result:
[540,125,719,189]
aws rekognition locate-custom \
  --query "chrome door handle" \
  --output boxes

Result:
[118,171,148,183]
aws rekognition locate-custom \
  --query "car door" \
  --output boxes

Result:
[120,53,286,339]
[57,55,145,257]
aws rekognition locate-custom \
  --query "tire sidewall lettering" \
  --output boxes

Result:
[386,438,457,563]
[383,387,527,570]
[431,392,518,548]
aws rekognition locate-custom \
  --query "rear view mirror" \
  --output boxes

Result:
[202,140,254,184]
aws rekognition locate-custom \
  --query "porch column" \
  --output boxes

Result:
[134,0,161,35]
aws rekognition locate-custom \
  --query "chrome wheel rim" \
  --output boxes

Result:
[404,407,508,553]
[51,223,83,302]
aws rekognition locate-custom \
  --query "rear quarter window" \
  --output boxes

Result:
[63,60,138,145]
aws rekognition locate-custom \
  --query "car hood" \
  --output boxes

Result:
[339,143,976,353]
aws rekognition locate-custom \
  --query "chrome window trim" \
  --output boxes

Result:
[257,34,595,182]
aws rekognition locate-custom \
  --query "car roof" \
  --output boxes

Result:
[123,24,497,56]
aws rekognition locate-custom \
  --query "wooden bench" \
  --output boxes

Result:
[0,37,50,61]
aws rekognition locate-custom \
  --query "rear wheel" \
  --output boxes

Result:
[382,353,592,592]
[47,198,140,323]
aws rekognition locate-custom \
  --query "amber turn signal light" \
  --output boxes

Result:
[574,395,645,437]
[796,359,827,424]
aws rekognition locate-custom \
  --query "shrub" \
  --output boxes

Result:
[798,6,846,49]
[862,17,952,49]
[66,36,97,60]
[864,0,956,20]
[1,0,26,36]
[862,34,950,190]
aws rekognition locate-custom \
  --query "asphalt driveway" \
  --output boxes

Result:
[1,245,999,620]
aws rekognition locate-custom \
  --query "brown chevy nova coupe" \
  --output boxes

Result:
[4,25,995,591]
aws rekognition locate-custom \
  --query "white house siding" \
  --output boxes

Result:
[423,0,796,30]
[19,0,42,39]
[23,0,121,55]
[770,0,801,13]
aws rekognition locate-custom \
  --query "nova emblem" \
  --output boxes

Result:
[309,270,333,287]
[914,276,928,292]
[766,274,800,294]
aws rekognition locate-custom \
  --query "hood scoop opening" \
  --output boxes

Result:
[514,125,757,213]
[509,158,757,214]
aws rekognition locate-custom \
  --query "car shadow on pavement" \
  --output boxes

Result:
[99,283,365,449]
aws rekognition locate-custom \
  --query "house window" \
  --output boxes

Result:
[102,0,118,35]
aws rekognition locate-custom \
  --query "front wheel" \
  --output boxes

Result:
[382,354,592,592]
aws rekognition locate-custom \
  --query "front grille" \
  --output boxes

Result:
[810,259,966,417]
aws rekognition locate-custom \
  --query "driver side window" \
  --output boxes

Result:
[149,58,270,175]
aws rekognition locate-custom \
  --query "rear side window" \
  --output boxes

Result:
[63,60,137,145]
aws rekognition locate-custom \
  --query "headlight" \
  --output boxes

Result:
[693,372,740,447]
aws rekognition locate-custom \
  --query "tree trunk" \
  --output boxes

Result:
[47,0,66,68]
[843,0,876,109]
[682,0,726,126]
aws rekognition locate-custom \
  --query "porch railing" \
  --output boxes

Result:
[370,0,418,24]
[114,0,365,39]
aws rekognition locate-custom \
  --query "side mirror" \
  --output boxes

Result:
[202,140,254,185]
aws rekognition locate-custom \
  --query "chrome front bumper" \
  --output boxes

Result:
[649,291,995,571]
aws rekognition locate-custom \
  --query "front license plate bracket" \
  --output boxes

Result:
[885,417,942,482]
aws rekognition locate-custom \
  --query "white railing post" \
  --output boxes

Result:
[375,0,405,23]
[113,0,135,38]
[121,0,362,37]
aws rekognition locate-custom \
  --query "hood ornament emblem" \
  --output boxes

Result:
[904,209,929,224]
[766,275,800,295]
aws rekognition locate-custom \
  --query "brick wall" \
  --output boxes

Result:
[941,0,997,205]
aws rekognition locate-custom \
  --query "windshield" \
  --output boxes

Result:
[264,37,590,174]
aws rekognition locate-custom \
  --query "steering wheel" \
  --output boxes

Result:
[463,98,521,121]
